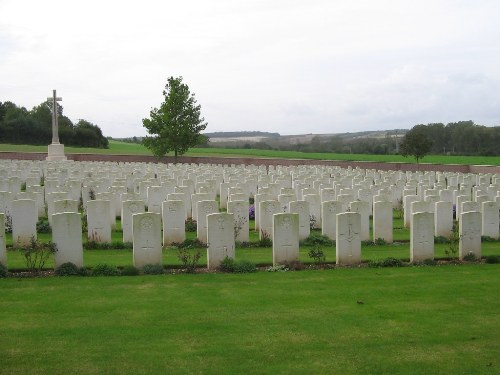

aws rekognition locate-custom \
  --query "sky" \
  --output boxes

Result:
[1,0,499,138]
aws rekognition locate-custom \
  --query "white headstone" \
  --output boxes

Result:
[0,213,6,267]
[53,212,83,268]
[272,213,299,266]
[336,212,361,265]
[349,200,371,241]
[410,212,434,262]
[322,200,344,241]
[373,201,393,243]
[121,200,146,243]
[12,199,37,247]
[162,200,186,245]
[227,200,249,243]
[133,212,162,268]
[289,200,310,240]
[459,211,482,260]
[86,200,112,243]
[435,201,453,238]
[207,213,235,269]
[482,201,499,239]
[259,200,281,240]
[196,200,219,244]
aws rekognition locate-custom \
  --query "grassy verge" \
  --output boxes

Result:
[1,265,498,375]
[2,141,500,165]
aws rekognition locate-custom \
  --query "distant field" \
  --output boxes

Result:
[1,141,500,165]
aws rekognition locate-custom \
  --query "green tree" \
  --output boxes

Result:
[400,125,433,164]
[142,76,208,163]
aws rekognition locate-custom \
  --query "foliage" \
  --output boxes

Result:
[258,230,272,247]
[4,213,12,233]
[485,255,499,264]
[18,237,57,274]
[233,260,257,273]
[142,76,208,162]
[444,221,460,257]
[413,259,438,266]
[185,218,197,232]
[373,238,387,246]
[400,125,433,164]
[301,233,334,246]
[266,264,289,272]
[248,205,255,220]
[172,238,206,249]
[368,257,405,268]
[284,260,306,271]
[54,262,86,276]
[177,248,201,273]
[90,263,120,276]
[308,245,326,265]
[218,256,236,272]
[462,252,477,262]
[0,263,7,278]
[84,240,132,250]
[142,264,164,275]
[309,215,318,230]
[121,265,140,276]
[0,100,108,148]
[36,217,51,233]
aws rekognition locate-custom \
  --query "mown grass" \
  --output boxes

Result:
[2,141,500,165]
[1,265,499,375]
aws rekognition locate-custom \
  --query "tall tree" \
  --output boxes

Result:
[399,125,433,165]
[142,76,208,163]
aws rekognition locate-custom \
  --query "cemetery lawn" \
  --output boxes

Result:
[2,141,500,165]
[1,265,498,375]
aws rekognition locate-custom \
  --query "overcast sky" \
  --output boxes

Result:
[1,0,499,138]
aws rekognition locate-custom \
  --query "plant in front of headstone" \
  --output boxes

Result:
[4,213,12,233]
[234,216,248,240]
[177,248,201,273]
[301,233,334,247]
[485,255,499,264]
[0,263,7,278]
[266,264,289,272]
[463,252,477,262]
[18,236,57,275]
[185,218,197,232]
[374,238,387,246]
[233,260,257,273]
[444,221,459,258]
[219,256,235,272]
[36,217,51,233]
[395,198,404,219]
[121,265,140,276]
[258,230,272,247]
[308,244,326,266]
[90,263,120,276]
[368,257,405,268]
[142,264,164,275]
[55,262,84,276]
[309,214,318,230]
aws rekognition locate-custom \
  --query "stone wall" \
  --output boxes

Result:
[1,151,499,173]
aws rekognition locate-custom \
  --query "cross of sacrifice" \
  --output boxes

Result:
[47,90,62,144]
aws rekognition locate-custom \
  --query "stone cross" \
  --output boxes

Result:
[47,90,62,144]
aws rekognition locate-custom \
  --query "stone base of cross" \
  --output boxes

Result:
[47,143,67,161]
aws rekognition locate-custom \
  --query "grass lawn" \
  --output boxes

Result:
[2,141,500,165]
[1,265,499,375]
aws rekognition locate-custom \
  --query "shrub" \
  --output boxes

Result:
[283,260,305,271]
[445,221,459,257]
[368,257,405,268]
[308,245,326,265]
[121,265,140,276]
[374,238,387,246]
[301,233,333,247]
[0,263,7,278]
[434,236,450,244]
[18,237,57,274]
[463,252,477,261]
[142,264,164,275]
[219,256,235,272]
[258,230,272,247]
[266,264,289,272]
[178,248,201,273]
[36,217,51,233]
[174,238,206,249]
[485,255,500,264]
[55,262,80,276]
[185,218,197,232]
[233,260,257,273]
[481,236,496,242]
[413,258,437,266]
[4,213,12,233]
[91,263,120,276]
[84,240,132,250]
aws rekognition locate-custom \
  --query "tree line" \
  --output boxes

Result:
[0,101,109,148]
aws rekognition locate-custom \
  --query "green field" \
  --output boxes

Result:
[1,141,500,165]
[1,265,499,375]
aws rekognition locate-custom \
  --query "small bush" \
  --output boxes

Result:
[259,230,272,247]
[301,233,333,247]
[463,252,477,261]
[414,258,437,266]
[308,245,326,265]
[266,264,289,272]
[374,238,387,246]
[0,263,7,278]
[55,262,80,276]
[175,238,206,249]
[233,260,257,273]
[36,218,51,233]
[434,236,450,244]
[185,218,197,232]
[83,240,132,250]
[91,263,120,276]
[178,248,201,273]
[121,265,140,276]
[18,237,57,274]
[481,236,496,242]
[219,256,235,272]
[368,257,405,268]
[283,260,305,271]
[142,264,164,275]
[485,255,500,264]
